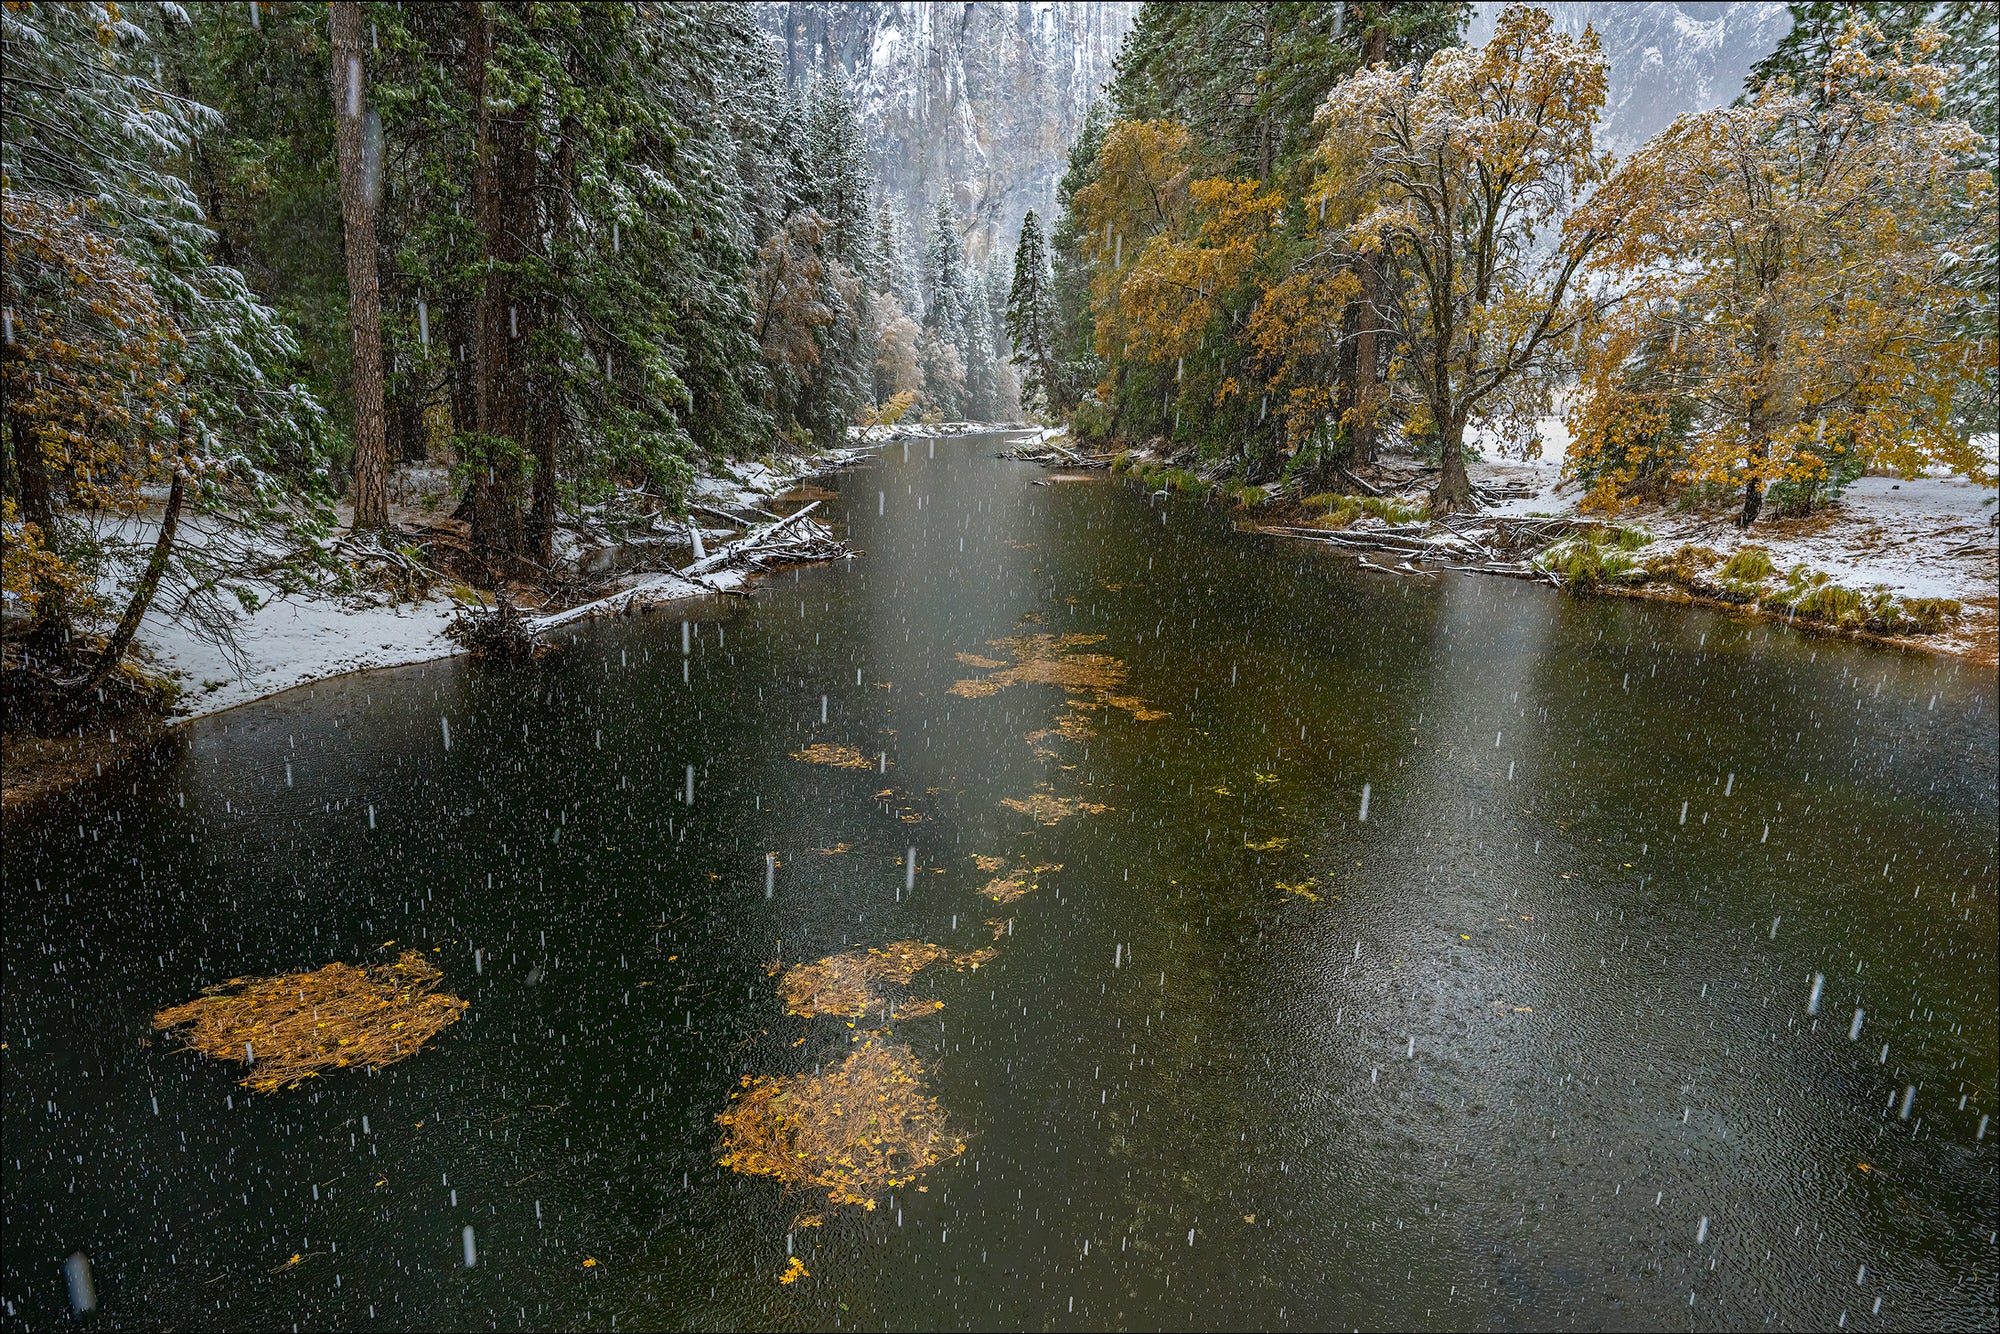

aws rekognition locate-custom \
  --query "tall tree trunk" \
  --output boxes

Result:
[1432,407,1472,515]
[464,0,524,572]
[1258,2,1275,182]
[79,467,184,699]
[467,0,497,440]
[8,395,68,665]
[1348,18,1391,467]
[1352,254,1381,465]
[526,113,573,566]
[330,1,388,531]
[1741,307,1777,527]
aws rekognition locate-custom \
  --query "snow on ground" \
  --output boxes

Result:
[1466,418,1999,609]
[141,592,463,721]
[138,438,892,723]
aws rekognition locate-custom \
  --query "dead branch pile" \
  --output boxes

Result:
[1001,435,1110,467]
[330,532,441,602]
[153,951,467,1092]
[716,1041,966,1208]
[533,501,845,629]
[443,597,552,659]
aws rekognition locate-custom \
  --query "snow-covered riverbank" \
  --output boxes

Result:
[132,427,1041,722]
[1079,419,1997,661]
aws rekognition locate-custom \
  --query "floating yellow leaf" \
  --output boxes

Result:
[1277,878,1320,903]
[792,744,875,770]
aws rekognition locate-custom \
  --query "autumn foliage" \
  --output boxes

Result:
[1044,4,1995,521]
[1566,20,1996,522]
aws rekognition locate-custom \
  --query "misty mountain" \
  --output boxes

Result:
[753,2,1138,264]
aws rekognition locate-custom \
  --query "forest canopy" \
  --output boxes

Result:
[1020,1,1998,518]
[0,1,1017,716]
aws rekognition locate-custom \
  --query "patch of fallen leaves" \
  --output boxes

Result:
[774,941,995,1019]
[153,952,467,1092]
[792,744,877,770]
[946,633,1165,723]
[1277,878,1321,903]
[718,1041,966,1209]
[1001,792,1110,824]
[970,854,1006,872]
[981,863,1063,903]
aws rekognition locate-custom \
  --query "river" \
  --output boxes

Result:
[5,432,1995,1330]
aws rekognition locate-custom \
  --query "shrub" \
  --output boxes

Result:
[1538,539,1604,589]
[1718,546,1775,581]
[1071,398,1115,446]
[1643,544,1721,587]
[1898,597,1962,634]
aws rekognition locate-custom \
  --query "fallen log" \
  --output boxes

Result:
[534,502,832,629]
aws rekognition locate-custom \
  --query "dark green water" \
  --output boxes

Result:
[4,433,1995,1331]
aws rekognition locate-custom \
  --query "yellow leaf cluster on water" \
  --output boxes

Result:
[1277,878,1321,903]
[791,743,877,769]
[717,1042,966,1208]
[776,940,995,1019]
[1001,792,1110,825]
[981,862,1063,904]
[1244,836,1289,852]
[152,951,467,1092]
[778,1256,809,1284]
[946,634,1164,723]
[970,854,1006,872]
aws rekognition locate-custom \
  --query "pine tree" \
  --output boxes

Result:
[921,196,972,417]
[3,0,332,691]
[1110,2,1469,182]
[328,2,387,531]
[1006,211,1059,414]
[1049,100,1110,412]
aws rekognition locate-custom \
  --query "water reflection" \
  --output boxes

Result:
[2,433,1992,1330]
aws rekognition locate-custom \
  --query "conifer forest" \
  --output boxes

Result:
[2,3,1995,1330]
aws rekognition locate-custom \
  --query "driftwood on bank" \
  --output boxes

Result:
[443,596,551,659]
[531,501,844,631]
[1000,434,1112,468]
[1262,517,1566,586]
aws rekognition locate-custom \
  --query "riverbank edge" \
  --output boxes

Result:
[0,425,1031,814]
[1009,435,1998,667]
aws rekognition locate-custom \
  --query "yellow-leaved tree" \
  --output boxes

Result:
[1318,5,1614,513]
[1073,119,1196,388]
[1075,119,1296,450]
[1567,20,1996,524]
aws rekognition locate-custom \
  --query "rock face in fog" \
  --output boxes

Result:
[1468,2,1791,157]
[754,1,1137,262]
